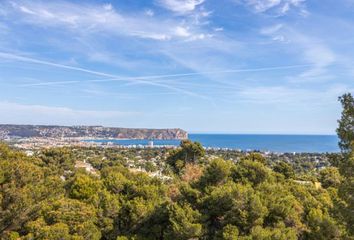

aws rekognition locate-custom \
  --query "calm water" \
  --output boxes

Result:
[85,134,339,153]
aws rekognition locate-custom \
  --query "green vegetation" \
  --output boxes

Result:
[337,93,354,152]
[0,94,353,239]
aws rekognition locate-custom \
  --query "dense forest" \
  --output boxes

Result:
[0,93,353,240]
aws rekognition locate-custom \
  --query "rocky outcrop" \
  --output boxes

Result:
[0,124,188,140]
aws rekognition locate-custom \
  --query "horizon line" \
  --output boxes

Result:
[188,132,337,136]
[0,123,337,136]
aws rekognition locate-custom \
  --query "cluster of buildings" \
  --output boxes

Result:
[5,137,180,150]
[9,137,97,149]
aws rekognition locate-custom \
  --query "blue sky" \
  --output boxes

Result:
[0,0,353,134]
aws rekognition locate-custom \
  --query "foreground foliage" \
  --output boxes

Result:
[0,93,353,239]
[0,143,353,240]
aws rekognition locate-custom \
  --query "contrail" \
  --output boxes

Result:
[0,52,122,79]
[86,63,314,85]
[22,63,314,87]
[0,51,205,98]
[1,51,313,98]
[19,78,119,87]
[20,80,81,86]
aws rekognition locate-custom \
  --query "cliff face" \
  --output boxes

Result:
[0,125,188,140]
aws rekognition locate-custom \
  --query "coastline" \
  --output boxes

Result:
[82,134,339,154]
[2,134,339,154]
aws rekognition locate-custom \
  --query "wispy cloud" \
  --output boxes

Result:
[234,0,307,16]
[0,101,139,126]
[0,51,209,99]
[2,0,209,41]
[0,0,216,82]
[8,0,168,40]
[260,24,284,35]
[284,30,337,83]
[259,23,338,82]
[260,24,288,42]
[0,0,352,133]
[156,0,205,14]
[235,84,351,106]
[298,44,336,80]
[145,9,155,17]
[7,50,313,87]
[0,52,124,79]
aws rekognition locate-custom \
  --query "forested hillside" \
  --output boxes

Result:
[0,94,353,240]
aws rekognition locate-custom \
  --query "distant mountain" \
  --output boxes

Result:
[0,124,188,140]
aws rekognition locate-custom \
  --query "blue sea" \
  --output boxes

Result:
[85,134,340,153]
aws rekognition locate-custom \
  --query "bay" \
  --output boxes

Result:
[85,134,339,153]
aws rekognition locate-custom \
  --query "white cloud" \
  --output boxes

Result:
[145,9,155,16]
[2,1,209,41]
[157,0,205,14]
[260,24,288,42]
[237,84,349,105]
[103,3,113,11]
[297,44,336,80]
[259,23,337,82]
[248,0,282,12]
[0,51,210,99]
[303,45,336,67]
[0,101,139,126]
[175,26,191,37]
[260,24,283,35]
[130,31,171,41]
[280,0,305,14]
[18,5,36,14]
[283,29,337,82]
[236,0,306,15]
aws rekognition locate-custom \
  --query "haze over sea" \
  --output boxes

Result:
[87,134,339,153]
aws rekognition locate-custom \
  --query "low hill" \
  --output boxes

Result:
[0,124,188,140]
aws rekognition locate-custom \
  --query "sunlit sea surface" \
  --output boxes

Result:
[85,134,339,153]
